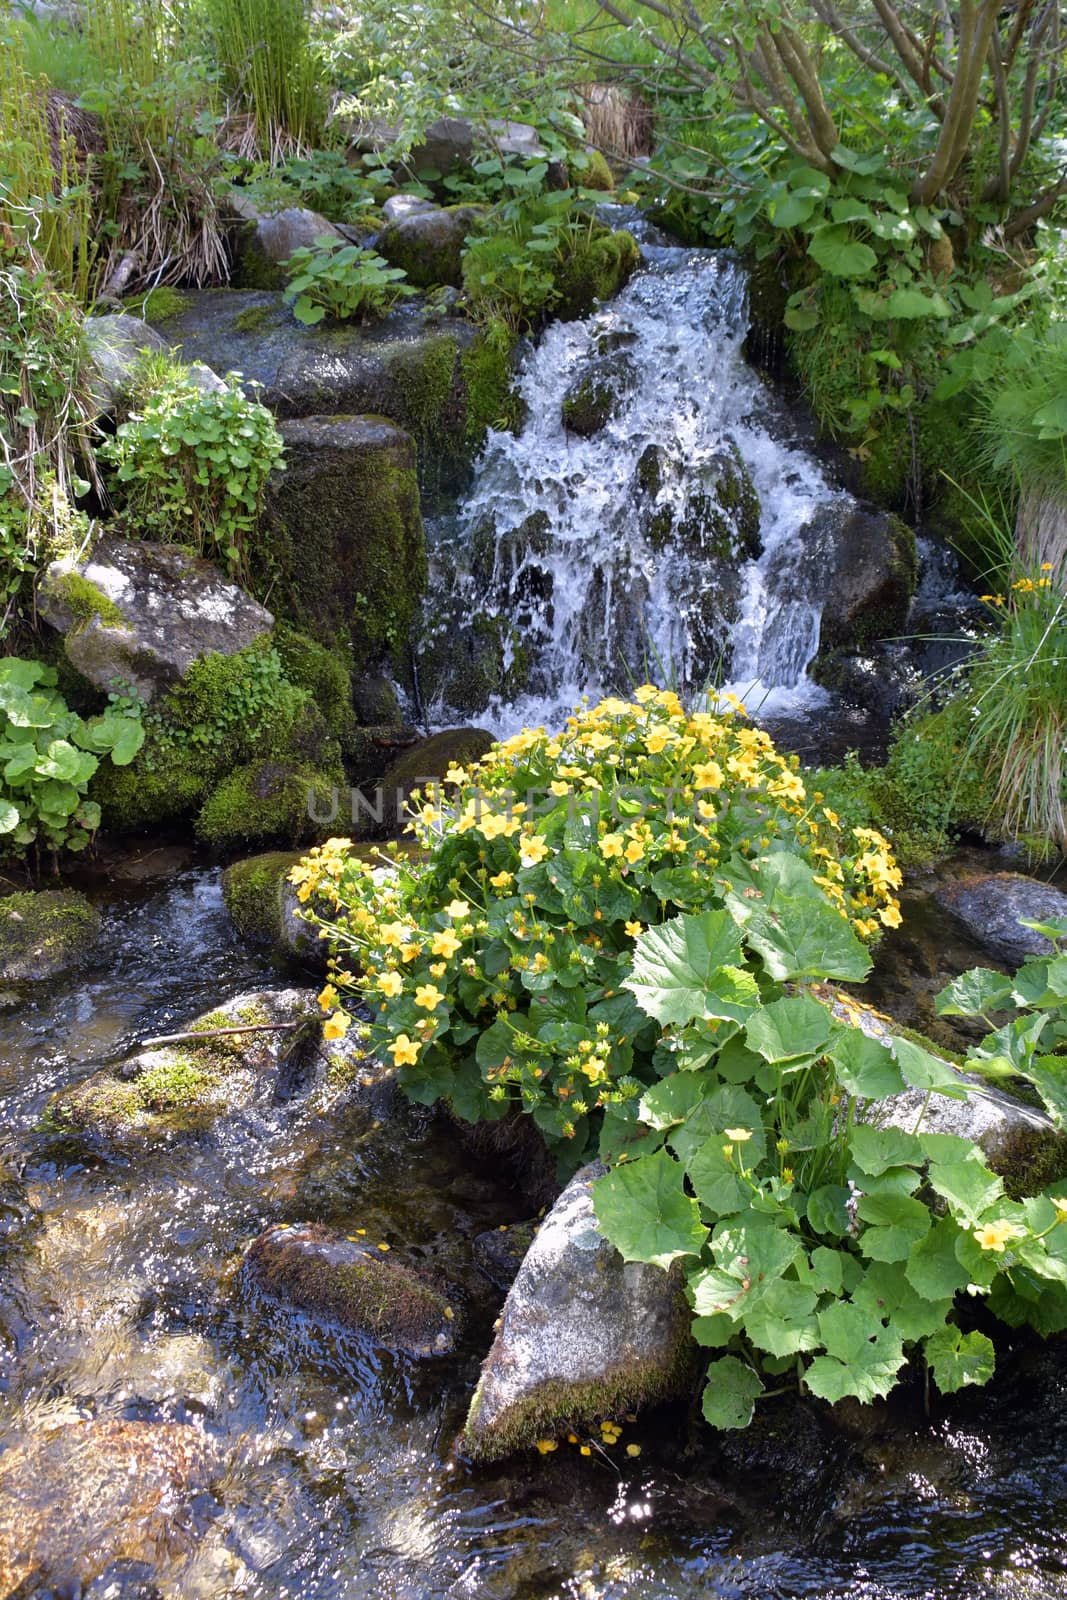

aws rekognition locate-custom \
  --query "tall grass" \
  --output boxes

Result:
[203,0,325,160]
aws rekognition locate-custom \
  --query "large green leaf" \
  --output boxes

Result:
[849,1123,925,1176]
[0,799,19,834]
[906,1215,972,1301]
[805,1301,906,1402]
[925,1325,995,1394]
[701,1356,764,1429]
[856,1191,931,1261]
[853,1259,953,1343]
[935,968,1013,1017]
[807,225,878,278]
[925,1160,1004,1227]
[892,1036,967,1097]
[830,1030,906,1100]
[592,1149,708,1268]
[624,910,746,1026]
[745,994,833,1067]
[668,1083,766,1165]
[1022,1055,1067,1129]
[727,855,872,983]
[744,1278,821,1358]
[712,1215,801,1289]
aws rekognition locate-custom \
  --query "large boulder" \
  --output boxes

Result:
[0,1419,215,1595]
[39,537,274,702]
[462,1161,694,1460]
[261,414,426,673]
[377,203,487,288]
[0,889,100,982]
[158,289,516,506]
[83,311,166,416]
[811,505,918,654]
[372,726,496,834]
[936,873,1067,966]
[242,1221,457,1355]
[47,987,322,1144]
[195,758,341,849]
[227,192,344,288]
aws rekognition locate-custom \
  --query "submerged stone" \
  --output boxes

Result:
[936,873,1067,966]
[0,1418,214,1595]
[462,1161,693,1460]
[242,1221,457,1355]
[47,987,320,1143]
[0,889,100,982]
[39,537,274,702]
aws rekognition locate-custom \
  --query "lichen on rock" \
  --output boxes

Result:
[0,890,101,982]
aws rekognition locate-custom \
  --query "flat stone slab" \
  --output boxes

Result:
[936,873,1067,965]
[39,537,274,701]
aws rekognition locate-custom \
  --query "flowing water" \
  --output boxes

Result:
[1,860,1067,1597]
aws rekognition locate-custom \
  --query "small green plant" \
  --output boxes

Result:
[0,657,144,854]
[99,364,284,577]
[284,239,416,325]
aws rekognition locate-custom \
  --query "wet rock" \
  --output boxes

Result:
[83,312,166,416]
[935,872,1067,965]
[373,726,496,834]
[377,204,487,288]
[222,849,307,953]
[158,289,498,504]
[261,415,426,674]
[39,537,274,703]
[561,354,634,436]
[381,193,437,224]
[462,1161,693,1460]
[473,1220,538,1292]
[352,673,402,725]
[242,1221,456,1355]
[810,505,918,655]
[228,193,343,288]
[0,1418,214,1595]
[0,889,100,981]
[47,987,320,1143]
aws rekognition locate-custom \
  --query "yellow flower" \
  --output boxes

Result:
[378,969,403,997]
[692,761,724,790]
[414,984,445,1010]
[634,684,658,703]
[429,961,446,977]
[624,837,645,864]
[520,836,549,866]
[625,920,643,938]
[973,1219,1024,1252]
[721,1143,734,1161]
[600,833,624,859]
[388,1033,420,1066]
[323,1012,350,1041]
[724,1127,752,1143]
[822,807,840,827]
[431,929,462,958]
[444,899,470,919]
[1052,1198,1067,1223]
[536,1438,558,1454]
[317,983,339,1012]
[489,870,515,889]
[879,902,903,929]
[586,731,613,751]
[625,1443,641,1457]
[380,920,412,948]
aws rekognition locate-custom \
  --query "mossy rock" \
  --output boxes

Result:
[414,606,532,721]
[561,354,634,437]
[242,1221,457,1356]
[272,625,358,762]
[377,204,488,288]
[195,759,341,849]
[260,415,427,675]
[122,285,191,324]
[374,727,496,835]
[47,988,316,1143]
[0,891,101,982]
[569,148,614,191]
[221,850,303,949]
[554,225,639,321]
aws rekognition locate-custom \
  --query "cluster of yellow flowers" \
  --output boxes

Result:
[979,563,1055,605]
[290,689,903,1070]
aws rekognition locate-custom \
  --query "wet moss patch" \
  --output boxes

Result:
[0,891,101,982]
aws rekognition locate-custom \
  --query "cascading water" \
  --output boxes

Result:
[416,218,862,735]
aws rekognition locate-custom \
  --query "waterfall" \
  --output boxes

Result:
[416,223,858,735]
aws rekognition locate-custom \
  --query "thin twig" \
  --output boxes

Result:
[139,1019,316,1048]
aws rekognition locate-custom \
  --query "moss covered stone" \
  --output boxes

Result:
[377,204,488,288]
[554,226,640,321]
[0,890,101,982]
[374,727,496,835]
[462,1162,694,1460]
[221,850,302,947]
[124,286,191,323]
[459,319,521,442]
[44,571,127,632]
[242,1221,457,1355]
[261,415,427,676]
[272,624,358,760]
[196,759,340,849]
[569,148,615,191]
[47,988,315,1142]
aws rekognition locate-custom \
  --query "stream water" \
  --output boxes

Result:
[1,853,1067,1597]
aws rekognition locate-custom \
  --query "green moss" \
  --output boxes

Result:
[46,571,126,632]
[569,148,614,191]
[222,850,300,945]
[459,319,520,444]
[996,1124,1067,1200]
[232,302,278,333]
[0,890,101,981]
[554,226,639,321]
[124,286,191,323]
[195,759,339,848]
[272,624,357,759]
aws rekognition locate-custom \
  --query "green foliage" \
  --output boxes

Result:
[298,689,901,1172]
[0,657,143,854]
[98,362,284,578]
[284,239,416,326]
[590,908,1067,1425]
[977,324,1067,497]
[201,0,325,157]
[234,148,379,225]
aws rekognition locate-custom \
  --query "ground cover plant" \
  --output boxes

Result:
[294,690,1067,1429]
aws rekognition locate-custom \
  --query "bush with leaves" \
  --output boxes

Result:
[0,657,143,854]
[99,365,283,578]
[284,240,416,326]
